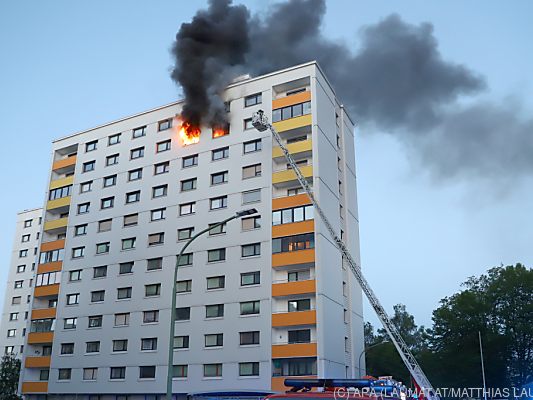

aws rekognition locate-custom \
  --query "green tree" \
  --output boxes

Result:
[0,353,22,400]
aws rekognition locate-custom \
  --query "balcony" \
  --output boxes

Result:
[49,175,74,190]
[273,114,312,133]
[40,239,65,252]
[52,155,76,171]
[272,248,315,268]
[272,342,317,358]
[272,220,314,238]
[31,308,56,320]
[38,261,62,274]
[25,356,51,368]
[272,279,316,297]
[27,332,54,344]
[272,193,311,210]
[272,90,311,109]
[272,165,313,186]
[272,309,316,327]
[272,139,312,161]
[43,217,68,231]
[34,284,60,298]
[22,382,48,394]
[46,196,71,211]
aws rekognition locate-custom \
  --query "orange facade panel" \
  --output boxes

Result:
[22,382,48,394]
[272,249,315,268]
[34,284,60,297]
[272,279,316,297]
[272,342,317,358]
[27,332,54,344]
[272,310,316,327]
[272,220,314,238]
[37,261,62,274]
[271,376,316,392]
[52,156,76,170]
[272,193,311,210]
[272,91,311,110]
[40,239,65,252]
[25,356,51,368]
[31,308,56,320]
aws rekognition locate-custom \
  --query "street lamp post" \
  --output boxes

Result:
[358,341,389,378]
[165,208,258,400]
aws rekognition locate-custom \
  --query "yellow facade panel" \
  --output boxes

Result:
[273,114,312,133]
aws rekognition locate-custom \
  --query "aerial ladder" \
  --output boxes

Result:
[252,110,438,400]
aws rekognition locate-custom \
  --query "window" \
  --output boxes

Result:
[241,243,261,257]
[240,300,260,315]
[39,369,49,381]
[106,153,119,166]
[273,357,317,377]
[141,338,157,351]
[7,329,16,337]
[206,276,225,290]
[17,265,26,273]
[205,333,223,347]
[212,124,229,138]
[179,202,196,216]
[103,175,117,187]
[239,362,259,376]
[147,257,162,271]
[154,161,169,175]
[4,346,15,354]
[241,271,260,286]
[242,163,261,179]
[110,367,126,380]
[148,232,165,246]
[113,340,128,352]
[176,280,192,293]
[9,312,19,321]
[69,270,81,281]
[14,281,23,289]
[173,336,189,349]
[19,249,28,258]
[208,223,226,235]
[93,265,107,278]
[212,146,229,161]
[288,270,310,282]
[206,304,224,318]
[80,181,92,193]
[88,315,102,328]
[139,366,156,379]
[175,307,190,321]
[72,247,85,258]
[24,219,32,228]
[207,248,226,263]
[108,133,121,145]
[117,287,132,300]
[211,171,228,185]
[122,238,136,250]
[98,218,112,232]
[178,227,194,241]
[158,119,172,131]
[64,317,77,329]
[182,154,198,168]
[156,140,171,153]
[74,224,87,236]
[96,242,110,255]
[83,161,95,172]
[58,368,72,380]
[36,271,59,286]
[83,368,98,381]
[145,284,161,297]
[244,118,254,130]
[119,262,133,274]
[243,189,261,204]
[21,234,30,242]
[243,139,261,153]
[11,297,21,305]
[173,365,188,378]
[30,320,53,333]
[272,233,314,253]
[128,168,142,181]
[60,343,74,355]
[242,216,261,230]
[272,205,313,225]
[123,214,138,227]
[180,178,197,191]
[133,126,146,138]
[91,290,105,303]
[210,196,227,210]
[288,299,311,312]
[245,92,262,107]
[152,184,168,198]
[288,329,311,344]
[240,331,260,345]
[114,313,130,327]
[177,253,193,267]
[143,310,159,323]
[125,191,140,203]
[204,363,222,378]
[86,341,100,352]
[49,185,72,200]
[150,208,166,221]
[101,197,114,209]
[272,100,311,122]
[130,147,144,159]
[77,202,90,214]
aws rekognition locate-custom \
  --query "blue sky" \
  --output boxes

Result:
[1,0,532,327]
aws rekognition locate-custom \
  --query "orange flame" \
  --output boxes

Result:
[212,124,229,138]
[179,121,201,145]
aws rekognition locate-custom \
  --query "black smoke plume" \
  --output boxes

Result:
[171,0,533,182]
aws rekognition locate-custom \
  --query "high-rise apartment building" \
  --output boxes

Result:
[16,61,364,398]
[0,208,43,358]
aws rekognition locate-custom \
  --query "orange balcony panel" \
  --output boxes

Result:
[272,310,316,327]
[25,356,51,368]
[272,342,317,358]
[272,279,316,297]
[40,239,65,252]
[272,91,311,110]
[272,376,316,392]
[34,284,60,297]
[52,156,76,170]
[272,220,314,238]
[272,193,311,210]
[272,249,315,268]
[31,308,56,320]
[27,332,54,344]
[22,382,48,394]
[38,261,62,274]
